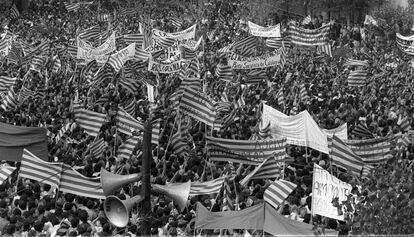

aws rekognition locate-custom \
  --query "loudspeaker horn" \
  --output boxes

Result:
[152,181,191,212]
[104,195,144,228]
[100,168,141,196]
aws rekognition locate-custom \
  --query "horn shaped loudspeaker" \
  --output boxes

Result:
[104,195,144,228]
[152,181,191,212]
[100,168,141,196]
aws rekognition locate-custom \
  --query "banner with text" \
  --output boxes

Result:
[228,50,283,70]
[248,21,281,38]
[152,24,196,41]
[77,32,116,63]
[312,164,352,221]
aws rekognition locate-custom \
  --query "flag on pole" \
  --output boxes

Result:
[329,135,364,176]
[116,107,145,136]
[60,163,105,199]
[301,15,312,25]
[1,88,18,111]
[73,108,106,137]
[348,70,367,87]
[54,122,76,143]
[0,165,16,184]
[18,86,35,104]
[189,176,226,196]
[10,4,20,19]
[117,136,141,160]
[89,137,106,158]
[343,59,369,68]
[240,158,283,186]
[0,76,17,93]
[52,56,61,74]
[316,44,332,57]
[397,115,411,132]
[351,123,375,139]
[264,179,297,210]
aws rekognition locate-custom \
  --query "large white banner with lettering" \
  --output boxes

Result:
[152,24,196,41]
[312,164,352,221]
[77,32,116,63]
[248,21,281,38]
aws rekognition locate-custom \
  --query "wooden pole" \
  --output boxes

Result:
[140,119,152,236]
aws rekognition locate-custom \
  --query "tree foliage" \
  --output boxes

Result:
[334,158,414,235]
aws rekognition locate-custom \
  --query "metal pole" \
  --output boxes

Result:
[140,119,152,236]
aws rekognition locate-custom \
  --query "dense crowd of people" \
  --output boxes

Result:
[0,0,413,236]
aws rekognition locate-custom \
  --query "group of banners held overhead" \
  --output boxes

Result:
[227,48,284,70]
[77,32,116,64]
[247,21,281,38]
[396,33,414,55]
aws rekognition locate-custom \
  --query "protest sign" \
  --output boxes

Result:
[248,21,280,38]
[312,164,352,220]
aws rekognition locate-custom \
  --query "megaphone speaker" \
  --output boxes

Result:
[104,195,144,228]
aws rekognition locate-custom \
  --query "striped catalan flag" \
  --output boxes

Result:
[316,43,332,57]
[55,122,76,143]
[18,86,35,104]
[343,58,369,68]
[78,25,100,41]
[222,179,235,211]
[288,22,331,46]
[0,165,16,184]
[20,149,62,189]
[1,88,18,111]
[342,137,392,164]
[0,76,17,93]
[117,107,145,136]
[206,137,286,164]
[264,179,297,210]
[180,45,197,59]
[330,135,364,176]
[123,97,136,117]
[179,87,220,129]
[351,123,375,139]
[348,70,367,87]
[153,35,175,48]
[134,47,151,61]
[265,38,292,49]
[180,77,201,91]
[232,36,256,52]
[240,157,283,186]
[169,17,183,28]
[74,108,106,137]
[246,70,267,84]
[397,115,411,132]
[302,15,312,25]
[64,2,81,12]
[361,165,374,178]
[120,76,141,94]
[299,84,309,102]
[10,4,20,19]
[30,55,45,73]
[118,8,138,16]
[171,131,189,157]
[52,56,61,74]
[215,64,233,82]
[89,137,106,158]
[124,34,144,48]
[277,88,285,106]
[60,164,105,199]
[117,136,141,160]
[189,176,226,196]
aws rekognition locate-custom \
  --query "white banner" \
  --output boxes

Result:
[77,32,116,62]
[312,164,352,221]
[0,37,12,57]
[152,24,196,41]
[108,43,136,71]
[261,104,347,154]
[248,21,281,38]
[228,50,283,70]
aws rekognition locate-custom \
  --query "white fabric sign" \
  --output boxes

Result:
[152,24,196,41]
[147,84,154,102]
[77,32,116,62]
[312,164,352,220]
[228,50,283,70]
[261,104,347,154]
[248,21,281,38]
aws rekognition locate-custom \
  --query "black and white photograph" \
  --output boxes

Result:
[0,0,413,236]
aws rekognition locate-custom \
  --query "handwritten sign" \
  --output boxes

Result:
[312,164,352,220]
[228,50,283,70]
[248,21,281,38]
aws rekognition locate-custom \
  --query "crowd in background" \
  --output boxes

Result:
[0,0,413,236]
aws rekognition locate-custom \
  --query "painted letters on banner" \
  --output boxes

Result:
[148,58,198,74]
[312,164,352,221]
[248,21,281,38]
[152,24,197,41]
[228,50,283,70]
[77,32,116,63]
